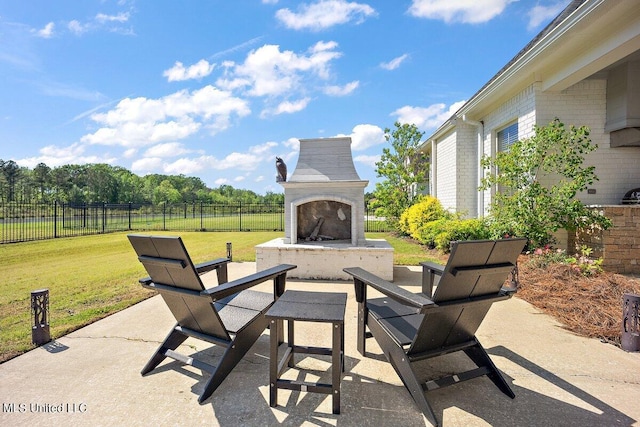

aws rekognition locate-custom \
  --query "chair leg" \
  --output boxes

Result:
[198,316,269,404]
[464,338,515,399]
[387,347,440,427]
[141,324,187,375]
[357,302,367,356]
[368,316,439,425]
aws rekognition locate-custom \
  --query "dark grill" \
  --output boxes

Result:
[622,188,640,204]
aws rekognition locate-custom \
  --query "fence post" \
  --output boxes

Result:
[128,202,132,230]
[239,201,242,231]
[54,201,58,238]
[163,202,167,230]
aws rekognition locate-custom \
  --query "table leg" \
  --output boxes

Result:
[269,319,279,408]
[332,322,342,414]
[287,319,295,368]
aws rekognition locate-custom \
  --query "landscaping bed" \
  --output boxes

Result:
[516,255,640,347]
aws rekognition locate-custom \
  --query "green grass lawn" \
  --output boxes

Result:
[0,231,436,363]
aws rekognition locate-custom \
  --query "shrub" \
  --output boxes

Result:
[416,218,449,248]
[479,118,611,249]
[433,218,491,253]
[398,196,448,238]
[526,245,603,277]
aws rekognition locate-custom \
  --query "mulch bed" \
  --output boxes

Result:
[515,255,640,347]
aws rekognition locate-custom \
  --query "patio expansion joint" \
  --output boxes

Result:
[65,334,197,349]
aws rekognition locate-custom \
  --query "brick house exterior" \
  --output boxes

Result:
[421,0,640,272]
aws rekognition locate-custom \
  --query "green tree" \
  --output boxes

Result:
[33,163,51,201]
[85,164,119,203]
[152,180,182,205]
[374,122,428,223]
[479,118,612,249]
[0,160,21,202]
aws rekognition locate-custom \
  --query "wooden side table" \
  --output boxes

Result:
[265,290,347,414]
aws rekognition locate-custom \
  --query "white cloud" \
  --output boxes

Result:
[143,142,191,158]
[215,41,345,117]
[95,12,130,23]
[391,100,466,130]
[354,154,380,168]
[35,22,55,39]
[282,137,300,152]
[137,141,279,177]
[527,2,569,31]
[81,86,250,147]
[380,54,409,71]
[67,10,134,36]
[17,143,116,168]
[408,0,514,24]
[163,60,215,82]
[131,157,164,173]
[68,20,89,35]
[324,80,359,96]
[164,157,209,175]
[123,148,137,158]
[262,98,311,118]
[335,123,385,151]
[275,0,376,31]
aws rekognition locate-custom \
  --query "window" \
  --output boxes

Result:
[497,122,518,152]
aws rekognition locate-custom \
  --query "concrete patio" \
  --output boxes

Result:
[1,262,639,426]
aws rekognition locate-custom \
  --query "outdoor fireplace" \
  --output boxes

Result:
[255,136,393,280]
[280,137,367,246]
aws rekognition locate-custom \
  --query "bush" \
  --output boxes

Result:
[433,218,491,253]
[526,245,603,277]
[416,218,449,248]
[399,196,448,237]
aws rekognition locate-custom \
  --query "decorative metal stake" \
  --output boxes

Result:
[31,289,51,345]
[226,242,232,261]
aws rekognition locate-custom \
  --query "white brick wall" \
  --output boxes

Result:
[479,84,536,213]
[435,131,457,211]
[454,124,478,217]
[536,79,640,205]
[435,78,640,218]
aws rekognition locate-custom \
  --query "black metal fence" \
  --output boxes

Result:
[0,202,392,244]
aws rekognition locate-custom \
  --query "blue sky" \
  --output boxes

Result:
[0,0,570,194]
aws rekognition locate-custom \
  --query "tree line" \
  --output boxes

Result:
[0,160,284,205]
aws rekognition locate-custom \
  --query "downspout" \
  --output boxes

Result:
[430,139,437,198]
[460,115,484,217]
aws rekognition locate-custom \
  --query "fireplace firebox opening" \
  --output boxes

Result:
[296,200,351,242]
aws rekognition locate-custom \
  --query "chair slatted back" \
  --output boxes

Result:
[408,238,526,355]
[128,235,230,341]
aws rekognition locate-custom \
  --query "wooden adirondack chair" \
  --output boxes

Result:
[128,234,296,403]
[344,238,527,426]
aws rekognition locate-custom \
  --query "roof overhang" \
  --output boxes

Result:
[422,0,640,147]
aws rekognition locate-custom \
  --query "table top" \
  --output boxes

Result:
[266,290,347,323]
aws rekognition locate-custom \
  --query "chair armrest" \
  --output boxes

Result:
[344,267,434,309]
[419,261,445,275]
[194,257,230,274]
[202,264,297,301]
[195,257,230,284]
